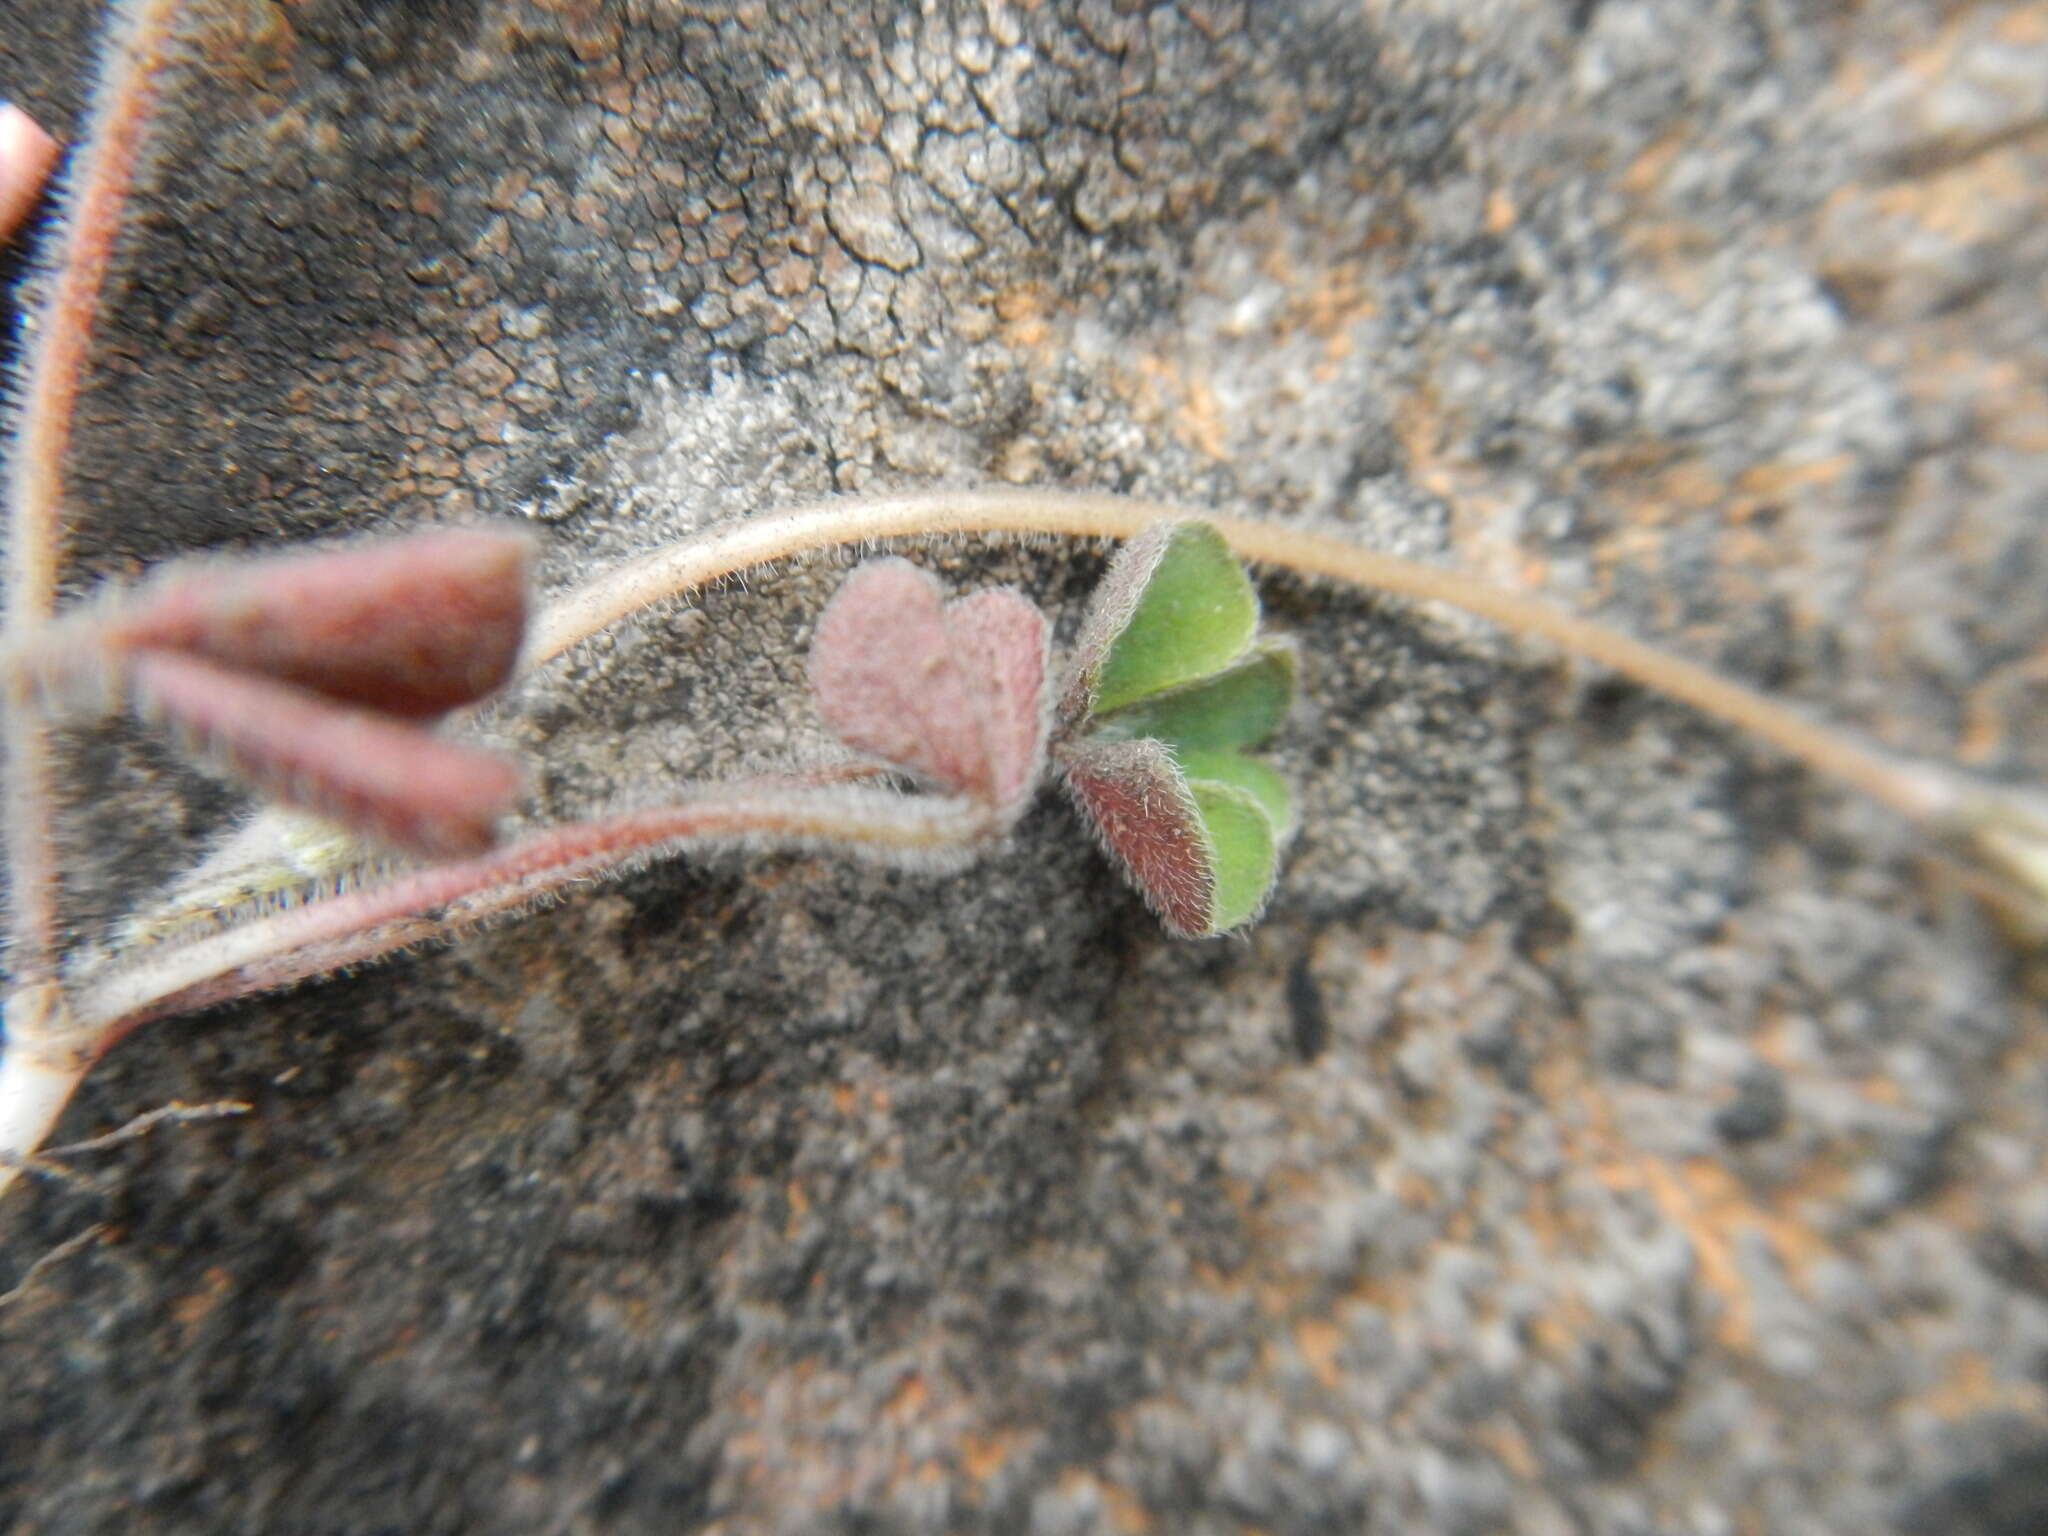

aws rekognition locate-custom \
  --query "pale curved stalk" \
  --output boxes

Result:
[72,783,995,1038]
[5,0,183,988]
[531,488,1951,824]
[0,1219,105,1305]
[0,985,90,1202]
[1951,784,2048,931]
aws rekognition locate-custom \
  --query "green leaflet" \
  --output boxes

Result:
[1088,641,1295,754]
[1186,780,1277,934]
[1061,520,1299,937]
[1089,522,1259,715]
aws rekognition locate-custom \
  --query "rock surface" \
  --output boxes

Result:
[2,2,2045,1532]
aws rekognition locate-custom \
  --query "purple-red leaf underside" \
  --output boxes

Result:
[1061,737,1212,938]
[131,650,523,858]
[107,527,533,719]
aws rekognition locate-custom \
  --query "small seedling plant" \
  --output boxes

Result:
[2,0,2046,1224]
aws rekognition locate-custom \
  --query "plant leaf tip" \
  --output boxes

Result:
[1060,520,1295,938]
[131,651,524,860]
[107,525,536,720]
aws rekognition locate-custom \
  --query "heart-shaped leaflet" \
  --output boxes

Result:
[808,558,1049,820]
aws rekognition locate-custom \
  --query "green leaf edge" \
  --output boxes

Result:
[1086,639,1295,753]
[1180,749,1294,841]
[1187,778,1279,935]
[1091,522,1259,716]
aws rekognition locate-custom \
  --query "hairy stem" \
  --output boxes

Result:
[7,0,179,613]
[534,488,1951,824]
[4,0,182,989]
[72,783,993,1039]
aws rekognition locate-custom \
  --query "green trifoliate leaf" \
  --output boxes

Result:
[1061,519,1295,938]
[1087,639,1295,753]
[1065,521,1259,720]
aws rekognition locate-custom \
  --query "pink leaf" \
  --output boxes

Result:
[131,651,523,858]
[809,560,1048,813]
[947,587,1049,813]
[107,528,534,719]
[1060,737,1212,938]
[810,560,984,794]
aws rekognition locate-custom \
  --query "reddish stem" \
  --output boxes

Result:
[6,0,183,991]
[75,783,993,1037]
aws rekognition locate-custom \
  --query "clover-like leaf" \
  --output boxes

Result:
[1063,520,1259,720]
[809,559,1048,816]
[1059,520,1295,936]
